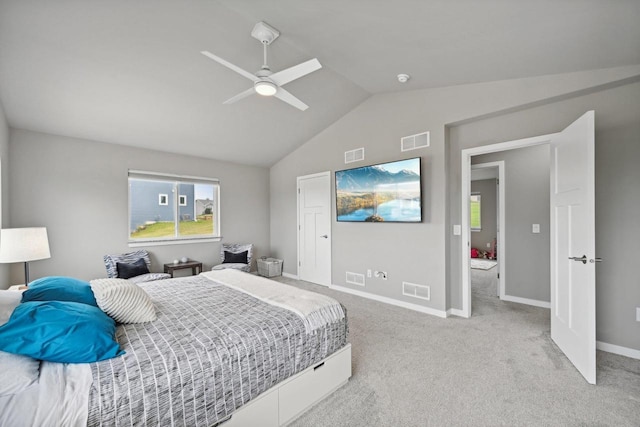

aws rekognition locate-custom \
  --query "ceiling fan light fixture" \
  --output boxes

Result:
[255,80,277,96]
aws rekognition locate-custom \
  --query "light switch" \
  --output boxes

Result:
[532,224,540,234]
[453,225,461,235]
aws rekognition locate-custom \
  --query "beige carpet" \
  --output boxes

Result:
[272,275,640,426]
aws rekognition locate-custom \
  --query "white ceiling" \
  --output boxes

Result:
[1,1,639,167]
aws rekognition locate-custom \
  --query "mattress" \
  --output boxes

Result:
[86,273,348,426]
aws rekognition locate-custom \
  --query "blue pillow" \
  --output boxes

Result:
[22,276,97,306]
[0,301,124,363]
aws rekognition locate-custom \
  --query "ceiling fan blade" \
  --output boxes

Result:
[273,87,309,111]
[201,51,259,83]
[270,58,322,86]
[223,87,256,105]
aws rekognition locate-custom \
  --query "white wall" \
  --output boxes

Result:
[0,100,9,287]
[8,129,270,284]
[270,66,640,316]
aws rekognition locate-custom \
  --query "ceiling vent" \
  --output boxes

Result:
[344,147,365,164]
[401,131,430,152]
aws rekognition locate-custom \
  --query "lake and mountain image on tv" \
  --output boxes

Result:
[335,157,422,222]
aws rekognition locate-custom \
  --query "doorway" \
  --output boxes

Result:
[460,111,597,384]
[461,134,554,317]
[297,171,331,286]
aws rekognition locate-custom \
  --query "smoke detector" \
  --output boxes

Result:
[397,73,410,83]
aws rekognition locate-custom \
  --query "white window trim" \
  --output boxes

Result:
[159,194,169,206]
[470,193,481,232]
[179,195,187,206]
[128,170,221,246]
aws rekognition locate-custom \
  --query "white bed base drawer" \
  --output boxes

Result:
[223,387,279,427]
[279,344,352,424]
[223,344,352,427]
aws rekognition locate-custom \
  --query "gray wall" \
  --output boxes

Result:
[270,66,640,350]
[447,81,640,350]
[470,179,497,251]
[8,129,270,283]
[271,66,640,315]
[0,100,9,288]
[470,146,551,302]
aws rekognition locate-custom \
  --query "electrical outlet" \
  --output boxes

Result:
[636,307,640,322]
[374,271,387,280]
[367,269,372,278]
[486,242,491,248]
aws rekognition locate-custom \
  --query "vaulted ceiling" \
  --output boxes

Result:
[1,1,638,166]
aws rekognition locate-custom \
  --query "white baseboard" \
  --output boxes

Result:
[597,341,640,360]
[501,294,550,309]
[282,272,299,280]
[329,284,448,318]
[447,308,467,318]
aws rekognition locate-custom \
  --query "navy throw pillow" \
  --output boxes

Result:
[223,250,248,264]
[116,258,150,279]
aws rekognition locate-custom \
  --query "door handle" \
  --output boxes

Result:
[568,255,603,264]
[568,255,587,264]
[320,235,328,239]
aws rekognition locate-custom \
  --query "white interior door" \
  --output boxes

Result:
[550,111,596,384]
[297,172,331,286]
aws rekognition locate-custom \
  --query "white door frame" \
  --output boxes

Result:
[471,161,505,299]
[460,133,556,318]
[296,171,332,284]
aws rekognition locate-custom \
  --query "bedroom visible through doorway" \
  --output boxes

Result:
[470,162,503,300]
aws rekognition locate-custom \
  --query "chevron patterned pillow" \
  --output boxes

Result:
[89,278,156,324]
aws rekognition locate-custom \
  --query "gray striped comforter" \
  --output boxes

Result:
[87,275,348,426]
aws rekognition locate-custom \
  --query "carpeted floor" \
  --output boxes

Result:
[470,258,498,270]
[272,275,640,426]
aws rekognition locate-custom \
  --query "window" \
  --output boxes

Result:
[470,193,481,231]
[128,170,220,244]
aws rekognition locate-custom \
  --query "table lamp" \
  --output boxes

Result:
[0,227,51,284]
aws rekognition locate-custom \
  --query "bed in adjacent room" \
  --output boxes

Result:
[0,270,351,427]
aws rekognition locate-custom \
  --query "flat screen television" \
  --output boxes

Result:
[335,157,422,222]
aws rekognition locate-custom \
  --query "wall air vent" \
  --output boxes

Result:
[346,271,365,286]
[344,147,365,164]
[401,131,430,152]
[402,282,430,301]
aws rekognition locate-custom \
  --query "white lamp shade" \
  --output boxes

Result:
[0,228,51,263]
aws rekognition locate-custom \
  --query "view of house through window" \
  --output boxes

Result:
[470,193,481,231]
[129,171,220,242]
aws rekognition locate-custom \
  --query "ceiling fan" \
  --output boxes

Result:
[201,22,322,111]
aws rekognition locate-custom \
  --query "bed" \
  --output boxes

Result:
[0,270,351,426]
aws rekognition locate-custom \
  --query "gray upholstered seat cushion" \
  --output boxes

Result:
[212,263,248,272]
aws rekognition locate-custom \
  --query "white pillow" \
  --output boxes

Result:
[89,278,156,324]
[0,290,22,326]
[0,351,40,396]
